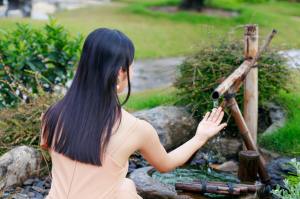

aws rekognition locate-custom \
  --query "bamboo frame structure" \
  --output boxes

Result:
[175,25,276,197]
[211,25,277,184]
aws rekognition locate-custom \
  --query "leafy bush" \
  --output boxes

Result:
[0,93,59,152]
[0,92,60,175]
[175,40,290,136]
[0,18,83,109]
[272,158,300,198]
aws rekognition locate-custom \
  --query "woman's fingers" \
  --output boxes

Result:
[203,112,210,121]
[208,108,217,121]
[209,107,222,122]
[215,110,224,124]
[217,123,227,131]
[212,107,222,122]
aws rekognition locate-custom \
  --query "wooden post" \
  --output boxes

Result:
[238,150,259,184]
[243,25,259,144]
[225,97,270,183]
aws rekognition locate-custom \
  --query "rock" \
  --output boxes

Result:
[31,185,47,194]
[129,165,239,199]
[239,194,259,199]
[23,179,34,186]
[267,157,299,188]
[258,106,272,133]
[0,145,41,190]
[210,160,238,173]
[213,138,242,159]
[263,102,286,135]
[128,152,150,174]
[14,193,30,199]
[34,191,44,199]
[1,176,51,199]
[195,138,242,163]
[129,166,178,199]
[133,106,197,151]
[259,148,280,164]
[27,192,35,197]
[33,180,44,187]
[189,151,209,167]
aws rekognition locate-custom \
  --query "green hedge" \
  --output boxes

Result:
[0,19,83,109]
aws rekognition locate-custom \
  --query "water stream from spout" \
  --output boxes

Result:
[213,99,219,108]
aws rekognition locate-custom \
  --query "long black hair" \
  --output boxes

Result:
[41,28,134,166]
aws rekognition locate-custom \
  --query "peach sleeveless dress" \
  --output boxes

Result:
[42,109,143,199]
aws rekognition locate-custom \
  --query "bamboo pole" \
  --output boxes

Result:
[191,180,261,192]
[225,97,270,183]
[175,181,263,195]
[243,25,259,144]
[175,182,241,195]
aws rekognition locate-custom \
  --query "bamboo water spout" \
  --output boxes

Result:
[211,60,252,99]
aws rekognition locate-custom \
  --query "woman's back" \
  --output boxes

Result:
[44,109,143,199]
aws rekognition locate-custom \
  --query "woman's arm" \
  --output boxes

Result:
[138,107,227,173]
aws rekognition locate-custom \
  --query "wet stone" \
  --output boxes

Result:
[23,179,34,186]
[44,182,51,189]
[27,192,35,197]
[34,192,44,199]
[34,181,44,187]
[267,157,300,188]
[1,176,51,199]
[24,186,31,191]
[13,193,30,199]
[31,186,46,194]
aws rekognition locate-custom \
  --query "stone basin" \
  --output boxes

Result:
[128,165,254,199]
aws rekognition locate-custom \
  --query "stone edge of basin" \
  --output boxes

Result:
[129,166,180,199]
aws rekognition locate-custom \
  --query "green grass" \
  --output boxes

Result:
[121,87,176,112]
[118,0,300,50]
[1,0,300,59]
[259,70,300,156]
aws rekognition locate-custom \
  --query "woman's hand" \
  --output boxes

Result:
[194,106,227,143]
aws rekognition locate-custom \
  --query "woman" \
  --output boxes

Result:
[40,28,227,199]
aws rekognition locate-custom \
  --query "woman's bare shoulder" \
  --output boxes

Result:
[121,108,155,134]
